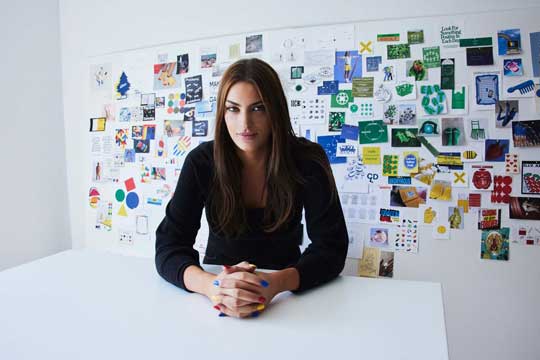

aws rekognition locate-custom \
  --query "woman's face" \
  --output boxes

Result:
[224,81,271,156]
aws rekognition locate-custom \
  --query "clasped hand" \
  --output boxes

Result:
[207,262,277,318]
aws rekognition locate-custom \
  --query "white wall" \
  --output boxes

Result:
[59,1,540,360]
[0,0,70,271]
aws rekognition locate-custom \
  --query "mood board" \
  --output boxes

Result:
[86,10,540,279]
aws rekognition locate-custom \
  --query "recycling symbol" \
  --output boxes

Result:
[335,91,350,106]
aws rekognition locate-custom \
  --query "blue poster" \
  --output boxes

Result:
[530,32,540,77]
[317,135,347,164]
[334,51,362,83]
[497,29,521,55]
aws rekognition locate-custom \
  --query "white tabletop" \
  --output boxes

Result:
[0,249,448,360]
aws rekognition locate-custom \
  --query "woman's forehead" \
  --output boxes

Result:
[226,81,262,104]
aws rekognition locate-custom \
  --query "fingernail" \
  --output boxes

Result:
[218,312,227,317]
[251,311,260,318]
[249,263,257,268]
[260,280,269,287]
[213,305,220,310]
[213,280,220,287]
[210,295,219,302]
[256,304,265,311]
[223,265,231,269]
[258,296,266,303]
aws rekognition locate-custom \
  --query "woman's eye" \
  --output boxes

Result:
[252,105,265,112]
[226,107,238,112]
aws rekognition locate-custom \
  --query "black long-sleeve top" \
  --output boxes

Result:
[155,140,348,293]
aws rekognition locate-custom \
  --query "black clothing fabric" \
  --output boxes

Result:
[155,140,348,293]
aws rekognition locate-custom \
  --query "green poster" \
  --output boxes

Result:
[407,30,424,44]
[328,112,345,131]
[452,86,466,110]
[459,37,492,47]
[331,90,352,108]
[422,46,440,68]
[358,120,388,144]
[352,77,374,97]
[387,44,411,59]
[440,58,455,90]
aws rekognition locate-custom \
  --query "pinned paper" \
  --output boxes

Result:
[383,155,399,176]
[358,247,380,278]
[402,151,419,173]
[452,170,469,187]
[505,154,519,174]
[363,147,381,165]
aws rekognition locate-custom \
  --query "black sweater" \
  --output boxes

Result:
[155,140,348,293]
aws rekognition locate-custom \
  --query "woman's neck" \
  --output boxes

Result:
[237,148,268,169]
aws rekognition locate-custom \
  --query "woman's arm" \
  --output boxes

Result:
[155,152,206,291]
[292,155,349,293]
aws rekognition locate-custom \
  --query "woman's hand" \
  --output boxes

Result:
[213,271,282,318]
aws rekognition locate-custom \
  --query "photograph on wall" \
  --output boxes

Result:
[418,118,440,137]
[369,227,390,249]
[246,34,263,53]
[512,120,540,147]
[478,208,501,230]
[335,50,362,83]
[509,197,540,220]
[391,128,420,147]
[503,59,523,76]
[359,120,388,144]
[495,100,518,128]
[378,251,394,278]
[153,63,180,90]
[398,104,416,125]
[176,54,189,74]
[390,186,427,208]
[448,206,464,229]
[522,161,540,195]
[406,60,428,81]
[485,139,509,162]
[185,75,203,103]
[497,29,521,55]
[164,120,186,137]
[441,118,465,146]
[481,228,510,261]
[474,72,499,108]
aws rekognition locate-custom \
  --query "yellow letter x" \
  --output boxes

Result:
[453,172,466,184]
[360,41,372,54]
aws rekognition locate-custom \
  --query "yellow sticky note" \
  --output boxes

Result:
[362,147,381,165]
[402,151,419,173]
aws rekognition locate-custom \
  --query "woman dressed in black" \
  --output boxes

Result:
[155,58,348,318]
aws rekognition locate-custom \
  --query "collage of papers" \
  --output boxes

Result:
[88,19,540,279]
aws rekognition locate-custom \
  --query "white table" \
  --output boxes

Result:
[0,249,448,360]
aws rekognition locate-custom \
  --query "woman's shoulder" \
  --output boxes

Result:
[186,140,214,166]
[291,138,329,176]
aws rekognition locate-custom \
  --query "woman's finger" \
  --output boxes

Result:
[218,287,266,304]
[225,271,269,288]
[216,302,265,318]
[220,295,253,309]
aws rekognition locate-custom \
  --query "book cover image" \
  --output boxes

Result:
[481,228,510,261]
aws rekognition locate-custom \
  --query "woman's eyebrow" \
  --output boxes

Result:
[226,99,264,107]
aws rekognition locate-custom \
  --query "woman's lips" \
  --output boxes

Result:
[238,132,257,140]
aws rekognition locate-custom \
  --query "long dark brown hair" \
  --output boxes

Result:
[209,58,337,237]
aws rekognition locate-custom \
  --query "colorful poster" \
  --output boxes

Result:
[497,29,521,55]
[422,46,440,68]
[335,50,362,83]
[481,228,510,261]
[522,161,540,195]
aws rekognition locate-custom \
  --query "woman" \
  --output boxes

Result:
[155,58,348,318]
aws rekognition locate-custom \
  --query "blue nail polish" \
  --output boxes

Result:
[213,280,220,287]
[218,312,227,317]
[260,280,269,288]
[251,311,260,318]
